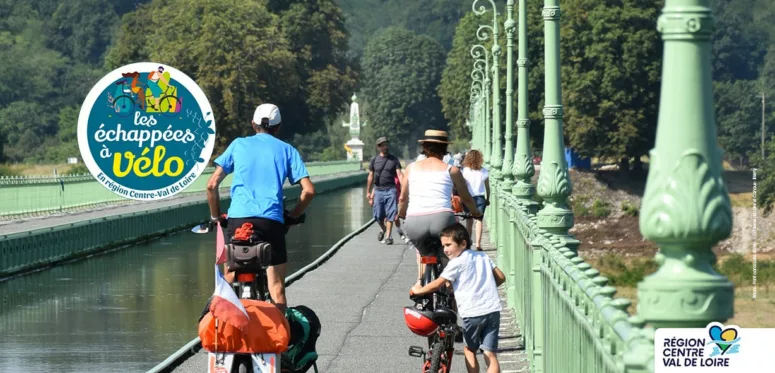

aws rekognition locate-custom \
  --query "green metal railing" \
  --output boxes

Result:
[468,0,732,372]
[0,172,367,278]
[0,160,362,218]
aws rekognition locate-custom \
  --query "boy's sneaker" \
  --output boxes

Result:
[378,230,385,242]
[383,237,394,245]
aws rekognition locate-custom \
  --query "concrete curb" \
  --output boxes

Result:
[146,217,377,373]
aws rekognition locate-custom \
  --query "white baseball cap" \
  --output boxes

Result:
[253,103,282,126]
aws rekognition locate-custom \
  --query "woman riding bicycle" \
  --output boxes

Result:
[397,129,482,283]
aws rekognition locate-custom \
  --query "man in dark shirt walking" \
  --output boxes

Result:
[367,136,403,245]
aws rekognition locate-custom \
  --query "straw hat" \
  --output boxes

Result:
[417,129,450,144]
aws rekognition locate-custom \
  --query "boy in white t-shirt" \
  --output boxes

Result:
[410,223,506,373]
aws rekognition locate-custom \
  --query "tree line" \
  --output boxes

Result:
[0,0,472,165]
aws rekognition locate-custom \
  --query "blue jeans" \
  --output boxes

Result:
[463,195,487,218]
[462,311,500,352]
[373,188,397,221]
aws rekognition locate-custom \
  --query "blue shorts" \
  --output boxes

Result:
[373,188,397,221]
[463,195,487,218]
[461,311,500,352]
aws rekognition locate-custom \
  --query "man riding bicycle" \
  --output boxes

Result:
[206,103,316,315]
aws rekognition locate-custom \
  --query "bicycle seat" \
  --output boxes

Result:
[432,307,457,324]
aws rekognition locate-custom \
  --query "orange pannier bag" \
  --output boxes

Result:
[451,195,463,213]
[198,299,291,354]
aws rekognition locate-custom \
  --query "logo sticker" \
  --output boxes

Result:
[77,62,216,200]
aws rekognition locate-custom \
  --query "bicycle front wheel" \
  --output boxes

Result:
[159,95,182,116]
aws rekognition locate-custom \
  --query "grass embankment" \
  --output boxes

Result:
[1,163,95,177]
[586,253,775,328]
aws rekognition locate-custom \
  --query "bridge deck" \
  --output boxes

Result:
[0,171,362,235]
[172,224,530,373]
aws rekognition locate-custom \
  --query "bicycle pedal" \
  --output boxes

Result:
[408,346,425,358]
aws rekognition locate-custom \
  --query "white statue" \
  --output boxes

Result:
[342,94,366,161]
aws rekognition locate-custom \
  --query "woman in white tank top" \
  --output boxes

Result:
[397,130,481,282]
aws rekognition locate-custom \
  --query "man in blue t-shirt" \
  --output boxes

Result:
[206,103,315,313]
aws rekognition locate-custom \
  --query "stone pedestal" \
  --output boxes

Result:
[346,139,365,162]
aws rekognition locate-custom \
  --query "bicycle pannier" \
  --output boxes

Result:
[281,305,321,373]
[227,242,272,272]
[199,299,290,354]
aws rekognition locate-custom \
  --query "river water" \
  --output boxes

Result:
[0,186,371,373]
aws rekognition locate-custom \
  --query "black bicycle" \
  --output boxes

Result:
[202,201,306,373]
[405,212,474,373]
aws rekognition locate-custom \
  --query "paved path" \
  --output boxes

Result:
[0,171,363,235]
[171,224,531,372]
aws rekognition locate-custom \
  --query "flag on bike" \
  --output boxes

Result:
[215,224,227,264]
[210,264,249,331]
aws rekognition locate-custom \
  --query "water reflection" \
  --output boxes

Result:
[0,187,371,373]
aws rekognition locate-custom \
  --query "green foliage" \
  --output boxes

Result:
[270,0,357,136]
[718,253,775,288]
[0,165,21,177]
[714,80,764,165]
[438,11,507,141]
[337,0,472,59]
[0,0,355,163]
[570,195,590,217]
[361,27,447,152]
[621,201,639,217]
[45,0,120,64]
[106,0,298,152]
[753,139,775,216]
[104,0,356,155]
[712,0,769,82]
[593,254,658,287]
[65,163,90,175]
[592,253,774,289]
[590,199,611,218]
[537,0,663,161]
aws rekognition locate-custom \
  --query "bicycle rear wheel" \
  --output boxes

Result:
[427,341,445,373]
[113,95,134,117]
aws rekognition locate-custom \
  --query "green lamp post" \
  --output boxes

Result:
[471,44,491,161]
[501,0,516,190]
[473,0,502,175]
[470,65,485,150]
[536,0,577,251]
[636,0,734,328]
[512,0,535,207]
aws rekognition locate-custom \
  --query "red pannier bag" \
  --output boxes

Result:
[199,299,291,354]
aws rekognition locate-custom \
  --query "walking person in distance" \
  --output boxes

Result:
[461,149,490,250]
[366,136,403,245]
